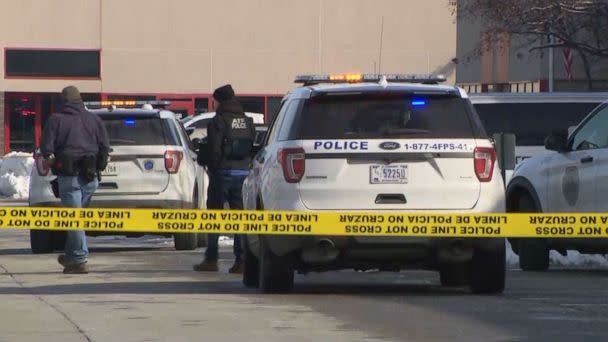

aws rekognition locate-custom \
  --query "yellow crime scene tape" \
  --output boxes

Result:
[1,207,608,238]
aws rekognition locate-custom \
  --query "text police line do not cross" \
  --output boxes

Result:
[4,208,608,238]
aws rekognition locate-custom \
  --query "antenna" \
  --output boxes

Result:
[378,16,385,74]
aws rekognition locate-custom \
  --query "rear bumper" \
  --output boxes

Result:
[257,188,505,269]
[30,199,191,209]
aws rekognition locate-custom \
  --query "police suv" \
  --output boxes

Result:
[29,101,206,253]
[507,100,608,271]
[242,74,506,294]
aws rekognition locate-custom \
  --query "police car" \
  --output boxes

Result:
[241,74,506,294]
[507,100,608,271]
[29,101,206,253]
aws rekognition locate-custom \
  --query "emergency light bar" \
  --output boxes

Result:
[83,100,171,109]
[294,73,447,86]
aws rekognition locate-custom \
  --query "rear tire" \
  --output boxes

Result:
[242,236,260,288]
[259,238,294,293]
[516,195,549,271]
[174,189,201,251]
[52,231,67,251]
[30,230,54,254]
[470,240,506,294]
[174,234,197,250]
[519,239,550,271]
[439,263,470,287]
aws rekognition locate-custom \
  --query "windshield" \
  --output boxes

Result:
[474,102,599,146]
[101,116,167,146]
[297,94,480,139]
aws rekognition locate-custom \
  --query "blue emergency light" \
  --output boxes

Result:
[124,119,136,126]
[411,99,426,107]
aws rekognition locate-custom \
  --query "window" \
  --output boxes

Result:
[236,96,265,115]
[195,98,210,114]
[267,96,283,123]
[475,102,599,146]
[265,100,289,145]
[5,49,100,78]
[297,95,478,139]
[571,105,608,151]
[100,115,168,146]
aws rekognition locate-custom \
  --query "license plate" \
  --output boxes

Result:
[370,165,408,184]
[101,163,119,176]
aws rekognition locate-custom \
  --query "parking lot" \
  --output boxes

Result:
[1,230,607,342]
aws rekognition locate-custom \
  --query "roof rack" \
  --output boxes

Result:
[84,100,171,110]
[294,73,447,86]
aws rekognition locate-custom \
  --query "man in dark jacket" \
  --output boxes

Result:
[41,86,110,274]
[194,84,254,273]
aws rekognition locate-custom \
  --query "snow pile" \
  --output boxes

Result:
[506,240,608,268]
[0,152,33,200]
[219,235,235,247]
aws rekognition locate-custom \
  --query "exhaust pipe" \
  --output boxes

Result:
[301,239,339,264]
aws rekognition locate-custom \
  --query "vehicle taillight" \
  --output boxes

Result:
[35,155,49,176]
[278,148,305,183]
[164,150,183,174]
[474,147,496,182]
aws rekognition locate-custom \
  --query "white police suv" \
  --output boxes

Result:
[241,74,506,294]
[507,100,608,271]
[29,101,206,253]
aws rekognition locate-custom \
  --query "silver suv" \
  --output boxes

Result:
[29,101,206,253]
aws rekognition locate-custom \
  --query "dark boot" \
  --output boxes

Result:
[193,260,219,272]
[58,255,89,274]
[229,260,243,274]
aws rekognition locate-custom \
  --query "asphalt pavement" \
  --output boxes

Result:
[1,230,608,342]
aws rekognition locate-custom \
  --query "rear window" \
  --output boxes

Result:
[296,94,482,139]
[474,102,599,146]
[101,116,168,146]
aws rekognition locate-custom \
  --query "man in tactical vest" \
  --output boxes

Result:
[194,84,255,273]
[41,86,110,274]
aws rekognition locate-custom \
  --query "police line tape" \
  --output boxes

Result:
[2,207,608,238]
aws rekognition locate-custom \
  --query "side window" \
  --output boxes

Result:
[265,100,290,145]
[162,119,182,146]
[277,100,302,141]
[571,105,608,151]
[176,121,193,150]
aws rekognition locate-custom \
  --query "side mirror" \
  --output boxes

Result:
[185,127,196,136]
[545,130,569,152]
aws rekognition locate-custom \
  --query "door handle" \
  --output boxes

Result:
[581,156,594,164]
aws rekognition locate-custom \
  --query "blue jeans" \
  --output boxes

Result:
[205,170,246,262]
[58,176,98,264]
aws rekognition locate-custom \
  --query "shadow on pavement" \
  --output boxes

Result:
[0,279,470,296]
[0,248,32,255]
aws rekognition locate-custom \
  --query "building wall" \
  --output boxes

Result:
[0,0,457,95]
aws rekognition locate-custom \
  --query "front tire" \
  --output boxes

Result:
[242,236,259,288]
[30,230,54,254]
[470,240,506,294]
[516,195,549,271]
[174,234,197,250]
[439,263,470,287]
[259,237,294,293]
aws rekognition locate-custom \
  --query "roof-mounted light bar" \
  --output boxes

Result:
[294,73,447,86]
[84,100,171,109]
